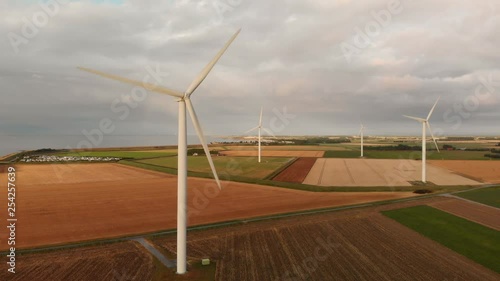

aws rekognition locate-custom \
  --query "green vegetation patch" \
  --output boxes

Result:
[456,186,500,208]
[135,156,292,179]
[323,150,361,158]
[383,205,500,273]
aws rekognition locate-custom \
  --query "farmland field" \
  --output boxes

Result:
[0,163,415,250]
[325,149,494,160]
[0,241,155,281]
[302,158,480,186]
[273,157,317,183]
[383,205,500,273]
[151,197,499,281]
[429,160,500,183]
[135,156,292,179]
[429,197,500,230]
[218,150,324,157]
[455,186,500,208]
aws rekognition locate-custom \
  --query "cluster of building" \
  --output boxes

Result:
[20,155,121,163]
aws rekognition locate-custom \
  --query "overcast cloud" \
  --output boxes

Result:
[1,0,499,152]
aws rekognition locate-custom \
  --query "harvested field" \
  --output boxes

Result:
[0,241,154,281]
[429,160,500,183]
[303,158,481,186]
[273,157,317,183]
[221,145,345,151]
[153,197,499,281]
[219,150,324,157]
[0,164,415,250]
[430,197,500,230]
[13,163,167,185]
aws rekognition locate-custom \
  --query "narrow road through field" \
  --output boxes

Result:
[132,237,175,268]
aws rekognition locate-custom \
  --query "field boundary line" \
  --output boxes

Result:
[440,193,500,211]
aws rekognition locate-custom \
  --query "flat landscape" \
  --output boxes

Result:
[302,158,480,186]
[134,156,292,179]
[218,150,324,157]
[0,241,155,281]
[273,157,317,183]
[429,196,500,230]
[429,160,500,183]
[151,197,499,281]
[0,163,415,250]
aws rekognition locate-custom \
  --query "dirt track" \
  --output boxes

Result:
[429,160,500,183]
[303,158,481,186]
[430,197,500,230]
[273,157,317,183]
[0,164,415,250]
[153,197,499,281]
[219,150,324,157]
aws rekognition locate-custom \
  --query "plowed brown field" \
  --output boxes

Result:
[430,197,500,230]
[273,157,317,183]
[219,150,324,157]
[0,241,154,281]
[0,164,415,250]
[429,160,500,183]
[153,197,499,281]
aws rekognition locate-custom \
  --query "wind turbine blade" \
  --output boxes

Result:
[358,128,362,136]
[78,67,184,98]
[403,115,426,123]
[243,126,259,135]
[259,106,263,127]
[426,96,441,120]
[185,98,221,189]
[185,29,241,97]
[262,127,276,138]
[426,122,440,152]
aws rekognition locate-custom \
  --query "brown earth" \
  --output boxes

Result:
[219,150,324,157]
[152,197,499,281]
[273,157,317,183]
[429,197,500,230]
[0,241,154,281]
[429,160,500,183]
[0,164,415,250]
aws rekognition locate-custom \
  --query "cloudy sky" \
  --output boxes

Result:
[1,0,499,152]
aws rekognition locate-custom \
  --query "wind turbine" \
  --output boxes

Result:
[244,106,274,163]
[78,29,241,274]
[358,124,365,157]
[403,97,441,183]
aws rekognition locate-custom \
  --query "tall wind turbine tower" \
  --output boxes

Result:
[245,107,274,163]
[79,29,241,274]
[403,97,441,183]
[359,124,365,157]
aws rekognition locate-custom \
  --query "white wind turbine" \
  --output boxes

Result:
[244,106,274,163]
[403,97,441,183]
[358,124,365,157]
[78,29,241,274]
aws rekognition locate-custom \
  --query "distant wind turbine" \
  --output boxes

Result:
[78,29,241,274]
[358,124,365,157]
[403,97,441,183]
[244,106,274,163]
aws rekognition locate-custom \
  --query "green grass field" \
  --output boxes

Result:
[55,150,177,159]
[135,156,292,179]
[383,205,500,273]
[456,186,500,208]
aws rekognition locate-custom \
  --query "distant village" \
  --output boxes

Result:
[20,155,121,163]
